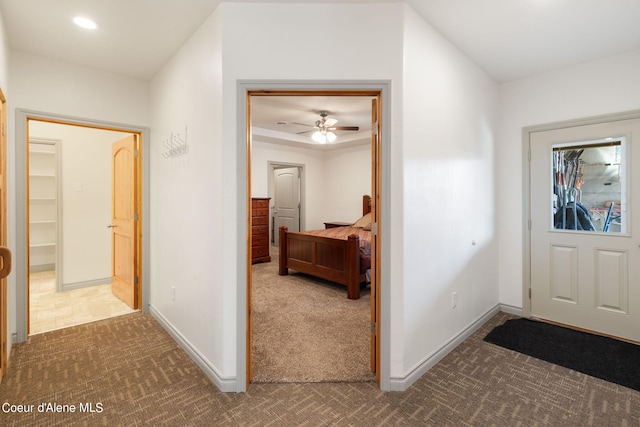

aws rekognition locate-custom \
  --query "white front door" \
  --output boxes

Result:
[272,166,300,246]
[530,118,640,341]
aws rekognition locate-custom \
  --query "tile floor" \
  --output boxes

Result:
[29,270,137,335]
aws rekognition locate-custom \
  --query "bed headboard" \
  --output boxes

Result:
[363,195,372,216]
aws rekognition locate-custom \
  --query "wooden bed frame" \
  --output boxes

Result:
[278,195,371,300]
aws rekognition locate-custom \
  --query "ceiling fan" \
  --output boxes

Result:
[295,111,359,144]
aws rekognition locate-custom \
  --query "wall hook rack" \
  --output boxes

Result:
[162,126,189,158]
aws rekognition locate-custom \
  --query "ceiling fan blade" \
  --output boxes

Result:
[293,122,315,128]
[296,130,313,134]
[330,126,360,131]
[324,118,338,127]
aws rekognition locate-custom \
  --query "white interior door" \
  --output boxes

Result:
[530,118,640,341]
[272,166,300,245]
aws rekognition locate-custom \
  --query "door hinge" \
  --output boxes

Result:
[371,222,377,236]
[528,288,532,299]
[134,150,139,158]
[371,322,376,336]
[528,219,531,230]
[134,276,139,285]
[134,213,139,221]
[1,123,4,136]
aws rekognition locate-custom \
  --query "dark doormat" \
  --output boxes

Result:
[484,318,640,392]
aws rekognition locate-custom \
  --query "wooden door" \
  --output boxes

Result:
[273,166,300,245]
[111,135,139,309]
[530,118,640,341]
[370,97,381,378]
[0,89,8,382]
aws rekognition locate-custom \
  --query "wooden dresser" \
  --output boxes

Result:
[251,198,271,264]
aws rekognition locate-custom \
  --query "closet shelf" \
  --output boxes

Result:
[30,242,56,248]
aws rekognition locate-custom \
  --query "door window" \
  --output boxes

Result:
[551,138,627,234]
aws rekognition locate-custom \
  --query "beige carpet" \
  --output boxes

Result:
[251,249,374,383]
[2,311,640,426]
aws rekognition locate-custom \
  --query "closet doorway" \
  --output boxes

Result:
[269,162,304,246]
[27,121,139,334]
[15,110,148,341]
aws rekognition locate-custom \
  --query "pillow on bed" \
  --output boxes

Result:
[352,212,372,230]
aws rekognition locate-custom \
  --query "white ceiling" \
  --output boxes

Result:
[2,0,639,147]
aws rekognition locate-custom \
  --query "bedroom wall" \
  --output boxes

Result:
[250,140,326,231]
[251,140,371,231]
[497,49,640,308]
[28,121,129,288]
[322,143,371,224]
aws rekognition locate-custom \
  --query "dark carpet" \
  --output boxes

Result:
[484,318,640,392]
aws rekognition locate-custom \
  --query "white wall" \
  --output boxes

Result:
[323,144,371,224]
[149,7,227,383]
[398,6,498,381]
[10,51,150,125]
[29,122,129,287]
[0,8,8,91]
[497,49,640,308]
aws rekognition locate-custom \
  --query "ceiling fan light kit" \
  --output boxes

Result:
[312,129,336,144]
[298,110,360,144]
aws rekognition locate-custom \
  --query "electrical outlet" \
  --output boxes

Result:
[171,286,176,301]
[452,291,458,308]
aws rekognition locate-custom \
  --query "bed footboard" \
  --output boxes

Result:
[279,226,361,299]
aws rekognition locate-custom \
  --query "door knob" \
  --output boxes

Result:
[107,224,115,228]
[0,246,12,279]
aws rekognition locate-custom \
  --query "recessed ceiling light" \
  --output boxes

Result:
[73,16,97,30]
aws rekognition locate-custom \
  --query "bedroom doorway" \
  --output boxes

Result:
[246,89,382,387]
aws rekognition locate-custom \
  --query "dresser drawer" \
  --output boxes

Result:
[252,199,269,209]
[252,207,269,217]
[252,235,269,246]
[252,225,268,236]
[252,215,269,226]
[252,246,269,258]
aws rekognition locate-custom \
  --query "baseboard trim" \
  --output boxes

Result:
[148,305,237,392]
[389,304,501,391]
[499,303,523,317]
[62,277,111,292]
[29,264,54,273]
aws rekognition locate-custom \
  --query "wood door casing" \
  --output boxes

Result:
[0,89,7,382]
[111,135,139,309]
